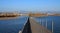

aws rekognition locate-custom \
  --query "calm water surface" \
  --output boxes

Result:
[0,16,28,33]
[34,16,60,33]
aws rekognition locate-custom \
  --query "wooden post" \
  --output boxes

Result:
[52,20,54,33]
[46,19,47,28]
[40,19,41,24]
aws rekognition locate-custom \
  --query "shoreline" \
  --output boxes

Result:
[0,17,19,20]
[0,15,60,20]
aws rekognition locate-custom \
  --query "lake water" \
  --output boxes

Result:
[0,16,60,33]
[0,16,28,33]
[34,16,60,33]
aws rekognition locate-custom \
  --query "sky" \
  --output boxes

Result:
[0,0,60,12]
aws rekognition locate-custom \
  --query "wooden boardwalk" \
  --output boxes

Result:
[30,17,52,33]
[19,17,52,33]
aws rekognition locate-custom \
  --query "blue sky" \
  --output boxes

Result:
[0,0,60,12]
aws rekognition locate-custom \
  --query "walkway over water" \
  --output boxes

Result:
[19,17,52,33]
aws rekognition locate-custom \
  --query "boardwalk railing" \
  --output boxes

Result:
[39,19,54,33]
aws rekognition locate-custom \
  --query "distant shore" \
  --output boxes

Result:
[0,12,60,20]
[0,17,19,20]
[28,13,60,17]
